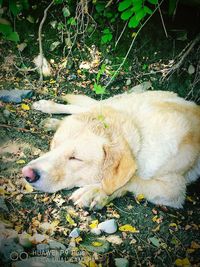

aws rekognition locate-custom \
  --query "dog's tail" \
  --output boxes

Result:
[62,94,97,107]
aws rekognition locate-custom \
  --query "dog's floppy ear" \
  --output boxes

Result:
[101,138,137,195]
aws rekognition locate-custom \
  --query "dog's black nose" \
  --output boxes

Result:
[22,166,40,183]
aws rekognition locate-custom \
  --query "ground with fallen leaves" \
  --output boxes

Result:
[0,5,200,267]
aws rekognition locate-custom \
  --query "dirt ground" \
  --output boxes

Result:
[0,2,200,266]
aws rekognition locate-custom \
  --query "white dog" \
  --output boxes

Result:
[22,90,200,209]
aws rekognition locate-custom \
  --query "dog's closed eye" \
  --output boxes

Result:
[69,156,82,161]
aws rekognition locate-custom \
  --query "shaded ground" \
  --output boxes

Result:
[0,2,200,267]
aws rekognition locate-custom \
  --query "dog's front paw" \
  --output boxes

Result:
[32,100,54,113]
[69,184,109,210]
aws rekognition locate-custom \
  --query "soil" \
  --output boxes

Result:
[0,2,200,267]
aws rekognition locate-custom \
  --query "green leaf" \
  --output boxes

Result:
[135,8,146,22]
[132,3,142,12]
[67,17,76,25]
[62,6,70,17]
[128,15,140,28]
[0,24,12,36]
[6,31,20,42]
[0,0,3,7]
[9,0,21,16]
[101,29,113,44]
[121,8,134,20]
[118,0,133,12]
[168,0,178,16]
[95,3,105,13]
[94,83,106,95]
[54,0,63,4]
[149,237,160,247]
[144,6,153,15]
[21,0,29,9]
[147,0,158,4]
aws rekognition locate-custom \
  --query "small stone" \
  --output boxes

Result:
[188,64,195,75]
[126,79,131,86]
[3,109,10,118]
[115,258,129,267]
[67,74,77,81]
[0,89,33,103]
[98,219,118,234]
[69,228,80,238]
[91,227,102,236]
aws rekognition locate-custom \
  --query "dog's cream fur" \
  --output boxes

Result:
[24,90,200,209]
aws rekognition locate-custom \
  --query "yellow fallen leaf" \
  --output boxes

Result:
[16,159,26,164]
[191,241,200,249]
[51,220,60,227]
[77,69,81,74]
[0,188,8,196]
[169,223,178,231]
[186,248,195,254]
[21,103,30,111]
[175,258,190,267]
[92,241,103,247]
[66,214,76,226]
[132,32,137,38]
[24,183,33,193]
[152,225,160,232]
[119,224,139,233]
[135,194,145,204]
[89,220,99,229]
[75,236,82,244]
[49,79,56,84]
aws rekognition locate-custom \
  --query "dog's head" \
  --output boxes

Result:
[22,109,138,195]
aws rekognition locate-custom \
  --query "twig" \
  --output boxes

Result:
[115,21,128,48]
[164,33,200,79]
[105,0,165,89]
[0,123,42,135]
[158,4,168,38]
[38,0,54,82]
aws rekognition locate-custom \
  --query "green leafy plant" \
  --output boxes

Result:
[118,0,158,28]
[0,0,30,42]
[94,64,106,95]
[101,28,113,44]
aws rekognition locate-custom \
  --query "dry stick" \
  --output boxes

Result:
[105,0,165,89]
[165,33,200,79]
[115,21,128,48]
[158,4,168,38]
[0,123,45,135]
[38,0,54,82]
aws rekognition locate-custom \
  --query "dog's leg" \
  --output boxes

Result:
[32,100,90,114]
[129,174,186,208]
[69,183,127,210]
[62,94,97,107]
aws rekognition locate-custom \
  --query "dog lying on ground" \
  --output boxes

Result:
[22,90,200,209]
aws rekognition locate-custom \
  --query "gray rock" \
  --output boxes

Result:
[81,239,110,254]
[11,257,81,267]
[0,238,24,262]
[48,240,66,250]
[98,219,118,234]
[69,228,80,238]
[0,89,33,103]
[115,258,129,267]
[126,79,131,86]
[3,109,11,118]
